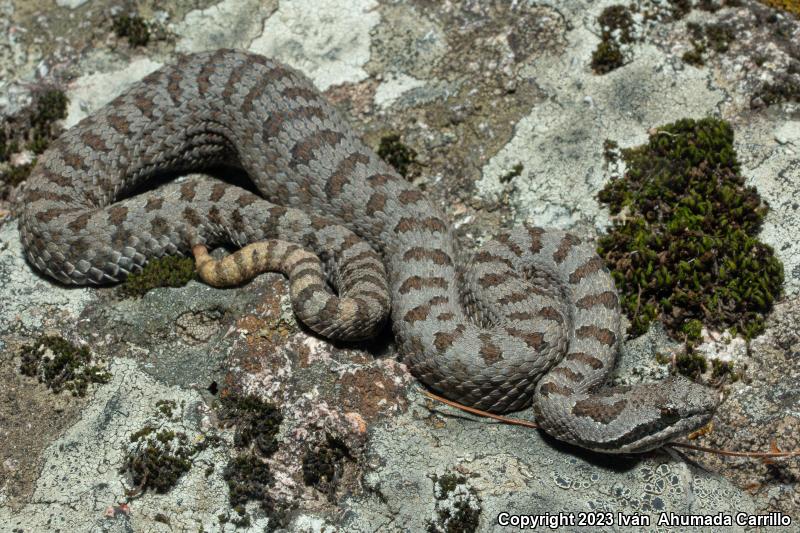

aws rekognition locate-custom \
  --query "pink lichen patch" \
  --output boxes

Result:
[337,360,412,421]
[324,78,380,121]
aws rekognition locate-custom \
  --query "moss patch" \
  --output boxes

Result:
[591,41,625,74]
[599,5,635,43]
[377,133,417,178]
[121,427,194,494]
[752,72,800,108]
[223,454,275,516]
[120,402,219,495]
[19,335,111,396]
[598,118,783,360]
[674,351,708,379]
[301,435,350,500]
[112,14,151,47]
[591,5,635,74]
[0,88,68,197]
[1,162,34,189]
[219,393,282,456]
[711,358,739,381]
[28,89,69,154]
[682,22,735,67]
[591,1,743,75]
[426,473,481,533]
[218,392,284,526]
[119,255,196,298]
[156,399,178,418]
[0,129,13,163]
[499,163,524,184]
[603,139,620,165]
[666,0,693,18]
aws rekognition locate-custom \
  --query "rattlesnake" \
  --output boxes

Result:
[18,50,719,453]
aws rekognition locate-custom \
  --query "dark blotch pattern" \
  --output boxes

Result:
[18,50,718,454]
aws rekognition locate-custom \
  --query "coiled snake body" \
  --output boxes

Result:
[19,50,718,453]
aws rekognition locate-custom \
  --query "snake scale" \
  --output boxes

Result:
[19,50,719,453]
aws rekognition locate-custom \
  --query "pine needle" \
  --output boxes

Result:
[423,390,538,429]
[422,390,800,460]
[668,440,800,460]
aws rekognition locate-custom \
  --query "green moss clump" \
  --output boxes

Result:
[591,5,635,74]
[682,22,735,67]
[28,89,68,154]
[0,129,14,162]
[435,473,463,495]
[711,358,739,381]
[426,474,481,533]
[667,0,693,19]
[598,5,635,44]
[603,139,620,164]
[119,255,196,298]
[2,162,35,188]
[753,73,800,108]
[19,335,111,396]
[112,14,150,47]
[592,40,625,75]
[301,435,350,499]
[217,392,284,525]
[129,425,155,442]
[3,88,67,156]
[120,402,221,496]
[32,89,69,127]
[121,426,194,493]
[499,163,524,183]
[1,88,67,195]
[681,318,704,345]
[223,454,275,516]
[704,23,735,53]
[220,393,282,456]
[675,352,707,379]
[598,118,784,346]
[682,45,705,67]
[156,399,177,418]
[377,134,417,178]
[1,158,33,199]
[697,0,722,11]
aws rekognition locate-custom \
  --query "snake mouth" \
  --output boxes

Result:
[613,411,716,454]
[567,409,715,454]
[567,388,720,454]
[575,412,713,454]
[606,377,721,454]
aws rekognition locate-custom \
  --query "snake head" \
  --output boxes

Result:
[605,375,721,454]
[537,374,722,454]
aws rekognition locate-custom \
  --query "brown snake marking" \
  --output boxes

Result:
[18,50,720,453]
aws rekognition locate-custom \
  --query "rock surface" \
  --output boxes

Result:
[1,0,799,531]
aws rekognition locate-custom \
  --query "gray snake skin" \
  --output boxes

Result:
[19,50,719,453]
